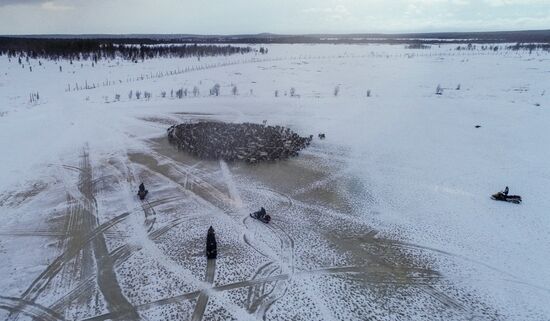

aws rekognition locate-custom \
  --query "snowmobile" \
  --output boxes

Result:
[137,183,148,200]
[250,207,271,223]
[491,186,522,204]
[206,226,217,259]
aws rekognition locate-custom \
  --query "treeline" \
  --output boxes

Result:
[0,38,260,61]
[506,43,550,52]
[455,43,550,52]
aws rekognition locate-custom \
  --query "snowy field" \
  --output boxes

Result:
[1,43,549,321]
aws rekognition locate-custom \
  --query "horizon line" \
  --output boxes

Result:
[2,28,550,38]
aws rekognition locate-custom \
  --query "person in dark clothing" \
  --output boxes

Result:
[206,226,217,259]
[503,186,509,196]
[139,183,145,192]
[260,207,266,217]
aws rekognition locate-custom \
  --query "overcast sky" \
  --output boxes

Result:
[0,0,549,35]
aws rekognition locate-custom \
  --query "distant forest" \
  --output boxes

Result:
[454,43,550,52]
[5,29,548,44]
[1,29,549,61]
[0,38,261,61]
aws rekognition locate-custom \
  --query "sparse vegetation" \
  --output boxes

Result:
[210,84,221,96]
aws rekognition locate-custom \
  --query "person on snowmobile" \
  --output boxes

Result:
[503,186,509,196]
[259,207,266,218]
[139,183,145,192]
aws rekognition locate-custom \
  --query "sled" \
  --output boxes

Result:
[138,190,148,200]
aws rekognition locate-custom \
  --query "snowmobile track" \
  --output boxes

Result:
[45,216,188,317]
[10,148,138,321]
[14,211,129,305]
[190,258,217,321]
[0,296,65,321]
[81,265,443,321]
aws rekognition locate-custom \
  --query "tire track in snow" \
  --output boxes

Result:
[190,259,217,321]
[219,160,293,318]
[8,149,135,321]
[245,262,276,311]
[0,296,65,321]
[246,188,295,318]
[119,156,256,321]
[129,152,232,211]
[76,147,138,321]
[7,212,130,320]
[220,164,296,319]
[46,217,188,316]
[81,265,443,321]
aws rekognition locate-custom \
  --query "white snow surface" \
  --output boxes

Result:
[1,43,549,320]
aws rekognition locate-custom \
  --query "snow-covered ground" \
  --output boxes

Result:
[1,43,549,321]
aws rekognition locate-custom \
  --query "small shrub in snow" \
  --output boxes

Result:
[29,92,40,103]
[290,87,296,97]
[210,84,220,96]
[274,90,279,97]
[334,85,340,97]
[161,91,166,98]
[115,94,120,101]
[135,91,141,99]
[193,86,200,97]
[367,89,371,97]
[232,85,238,96]
[128,90,133,100]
